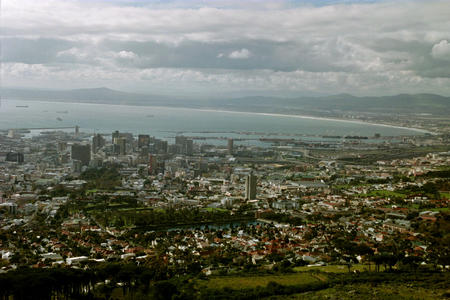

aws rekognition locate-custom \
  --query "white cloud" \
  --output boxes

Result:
[57,47,89,60]
[115,50,138,59]
[3,62,450,96]
[2,0,450,95]
[431,40,450,61]
[228,48,251,59]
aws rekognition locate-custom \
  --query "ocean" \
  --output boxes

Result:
[0,99,425,145]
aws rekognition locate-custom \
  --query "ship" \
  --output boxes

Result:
[16,105,29,108]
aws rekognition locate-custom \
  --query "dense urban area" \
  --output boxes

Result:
[0,120,449,299]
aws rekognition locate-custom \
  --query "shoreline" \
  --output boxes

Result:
[2,98,433,135]
[191,108,433,135]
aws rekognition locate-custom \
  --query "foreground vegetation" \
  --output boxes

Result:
[269,281,449,300]
[0,264,448,299]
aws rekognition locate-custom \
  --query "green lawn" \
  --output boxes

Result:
[429,207,449,212]
[367,190,406,199]
[382,204,449,212]
[293,264,378,273]
[198,265,385,292]
[268,282,448,299]
[198,273,323,290]
[203,207,229,212]
[440,192,450,199]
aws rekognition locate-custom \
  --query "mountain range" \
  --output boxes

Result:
[2,87,450,116]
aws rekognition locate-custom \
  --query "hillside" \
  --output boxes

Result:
[3,87,450,116]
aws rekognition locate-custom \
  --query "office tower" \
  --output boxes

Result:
[175,135,194,155]
[148,154,157,175]
[168,144,182,155]
[57,142,68,153]
[138,134,150,148]
[154,139,168,154]
[139,146,149,163]
[71,143,91,166]
[92,134,105,154]
[227,138,234,154]
[6,152,24,163]
[245,172,257,200]
[175,136,187,146]
[112,130,120,141]
[121,132,134,144]
[185,139,194,156]
[75,125,79,135]
[117,137,127,155]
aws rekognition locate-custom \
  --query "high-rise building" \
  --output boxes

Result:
[6,152,24,163]
[139,146,149,162]
[154,140,168,154]
[148,154,157,175]
[245,172,257,200]
[112,131,132,155]
[71,143,91,166]
[57,142,68,153]
[227,138,234,154]
[138,134,150,148]
[75,125,80,135]
[112,130,120,141]
[175,136,194,155]
[175,136,187,146]
[185,139,194,156]
[117,137,127,155]
[92,134,105,154]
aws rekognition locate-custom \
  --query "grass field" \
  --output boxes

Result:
[267,282,449,299]
[203,207,229,212]
[366,190,406,199]
[198,265,386,291]
[429,207,449,212]
[292,264,380,273]
[440,191,450,198]
[197,273,324,290]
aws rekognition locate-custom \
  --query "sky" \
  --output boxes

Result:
[1,0,450,97]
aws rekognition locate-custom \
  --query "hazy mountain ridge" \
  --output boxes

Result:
[2,87,174,106]
[2,87,450,115]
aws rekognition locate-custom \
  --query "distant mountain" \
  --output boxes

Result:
[315,93,450,114]
[1,87,180,106]
[207,93,450,115]
[2,87,449,116]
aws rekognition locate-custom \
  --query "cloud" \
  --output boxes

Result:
[115,50,138,59]
[4,62,450,97]
[228,48,251,59]
[2,0,450,96]
[431,40,450,61]
[57,47,90,60]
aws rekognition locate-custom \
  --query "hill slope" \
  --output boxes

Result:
[3,87,449,115]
